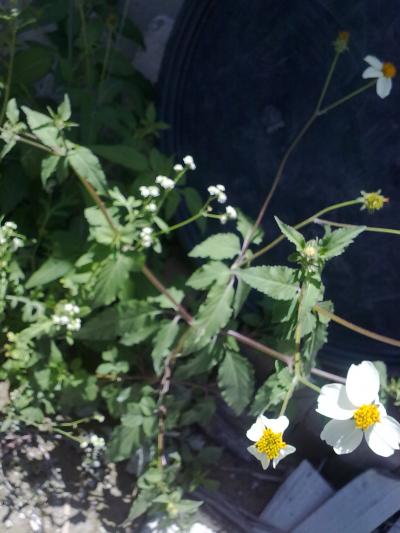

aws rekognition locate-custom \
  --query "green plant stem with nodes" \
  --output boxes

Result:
[315,217,400,237]
[238,51,378,265]
[154,199,212,237]
[298,375,321,393]
[247,199,361,264]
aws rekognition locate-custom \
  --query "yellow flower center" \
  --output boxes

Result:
[338,31,350,44]
[382,62,396,79]
[255,428,286,459]
[353,404,380,430]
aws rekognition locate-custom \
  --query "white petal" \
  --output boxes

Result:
[247,445,270,470]
[263,415,289,434]
[376,77,392,98]
[362,66,382,79]
[246,417,265,441]
[375,416,400,449]
[272,444,296,468]
[316,383,355,420]
[364,55,383,69]
[365,422,396,457]
[345,361,380,407]
[320,419,363,455]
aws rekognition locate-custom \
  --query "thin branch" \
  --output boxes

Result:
[315,304,400,348]
[315,217,400,237]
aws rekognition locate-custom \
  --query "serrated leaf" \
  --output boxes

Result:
[118,300,159,346]
[189,233,241,260]
[236,266,299,300]
[107,425,141,462]
[67,144,107,194]
[187,261,231,290]
[275,216,305,250]
[218,350,254,414]
[26,257,73,289]
[76,307,118,341]
[320,225,365,260]
[184,282,234,352]
[93,255,135,306]
[251,365,292,415]
[174,347,217,379]
[91,144,148,172]
[22,106,60,150]
[151,320,180,374]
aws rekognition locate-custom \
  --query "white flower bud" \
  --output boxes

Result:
[220,214,227,224]
[173,163,184,172]
[217,192,227,204]
[226,205,237,220]
[148,186,160,197]
[11,237,23,250]
[139,186,150,198]
[4,221,17,230]
[183,155,196,170]
[146,202,157,213]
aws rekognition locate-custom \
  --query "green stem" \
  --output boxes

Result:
[0,12,17,125]
[316,217,400,237]
[294,286,305,378]
[156,169,186,214]
[318,80,376,115]
[316,52,340,111]
[298,376,321,393]
[155,209,206,236]
[247,199,360,264]
[279,378,297,416]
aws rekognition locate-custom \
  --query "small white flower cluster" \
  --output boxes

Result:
[80,433,106,449]
[139,185,160,198]
[140,227,153,248]
[52,302,81,332]
[156,175,175,190]
[173,154,196,172]
[220,205,238,224]
[0,221,24,251]
[246,361,400,471]
[207,184,227,204]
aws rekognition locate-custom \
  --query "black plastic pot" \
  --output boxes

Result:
[158,0,400,371]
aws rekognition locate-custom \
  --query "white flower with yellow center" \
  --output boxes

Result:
[317,361,400,456]
[246,415,295,469]
[362,55,396,99]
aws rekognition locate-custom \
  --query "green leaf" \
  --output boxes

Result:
[67,144,107,194]
[13,46,53,86]
[26,257,73,289]
[151,320,180,374]
[22,106,60,150]
[57,94,71,121]
[218,350,254,414]
[320,226,365,260]
[274,217,305,250]
[107,425,141,462]
[128,490,156,521]
[189,233,241,260]
[233,277,251,318]
[303,320,328,368]
[186,261,231,290]
[41,155,61,187]
[84,206,117,245]
[236,210,263,245]
[6,98,19,124]
[118,300,159,346]
[236,266,299,301]
[185,282,234,352]
[93,255,135,306]
[251,364,292,415]
[174,347,217,379]
[76,307,118,341]
[91,144,148,172]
